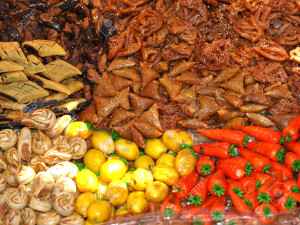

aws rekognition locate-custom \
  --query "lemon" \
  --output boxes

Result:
[92,131,115,155]
[115,139,139,160]
[134,155,155,170]
[144,139,167,159]
[87,200,112,223]
[84,149,106,173]
[76,169,99,193]
[75,192,97,218]
[100,159,126,183]
[129,168,153,191]
[65,121,94,139]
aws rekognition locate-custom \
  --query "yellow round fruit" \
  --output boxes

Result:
[115,204,129,216]
[76,169,99,193]
[174,148,196,177]
[107,155,129,171]
[64,121,94,139]
[144,139,167,159]
[97,177,108,199]
[87,200,112,223]
[134,155,155,170]
[145,181,169,203]
[129,168,153,191]
[100,159,127,183]
[115,139,139,161]
[162,130,194,153]
[75,192,97,218]
[152,164,179,186]
[126,191,148,214]
[92,131,115,155]
[105,179,128,207]
[156,153,176,167]
[84,149,106,173]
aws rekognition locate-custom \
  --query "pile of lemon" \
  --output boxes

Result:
[65,121,195,224]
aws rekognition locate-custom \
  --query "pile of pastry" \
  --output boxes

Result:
[0,40,86,128]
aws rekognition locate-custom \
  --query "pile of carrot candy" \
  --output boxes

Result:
[160,114,300,225]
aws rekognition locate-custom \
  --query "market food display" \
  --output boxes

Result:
[0,0,300,224]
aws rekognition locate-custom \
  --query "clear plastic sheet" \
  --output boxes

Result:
[104,207,300,225]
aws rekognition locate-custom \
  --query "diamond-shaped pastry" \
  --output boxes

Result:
[0,42,28,64]
[0,80,49,103]
[22,40,66,57]
[41,59,82,82]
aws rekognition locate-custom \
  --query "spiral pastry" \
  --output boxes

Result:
[4,147,22,167]
[52,135,68,145]
[46,161,78,181]
[2,165,18,187]
[59,214,85,225]
[0,173,6,193]
[36,210,60,225]
[28,195,52,212]
[53,192,75,217]
[40,143,73,165]
[32,131,52,156]
[45,115,72,139]
[31,171,54,198]
[17,127,32,161]
[15,165,36,185]
[69,137,87,160]
[0,129,17,151]
[21,109,56,131]
[51,177,76,199]
[5,209,21,225]
[7,185,28,210]
[0,188,13,216]
[21,208,37,225]
[28,156,49,174]
[0,152,7,170]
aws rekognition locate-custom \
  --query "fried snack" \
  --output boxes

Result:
[0,42,28,64]
[22,40,66,57]
[41,60,82,82]
[0,71,27,84]
[0,81,49,103]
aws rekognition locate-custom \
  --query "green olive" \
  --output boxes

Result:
[134,155,155,170]
[152,164,179,186]
[145,181,169,203]
[126,191,148,213]
[156,153,175,167]
[144,139,167,159]
[174,148,196,177]
[104,179,128,207]
[115,139,139,161]
[162,130,194,153]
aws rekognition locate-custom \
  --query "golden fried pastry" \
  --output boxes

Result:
[22,40,66,57]
[0,71,27,84]
[0,61,24,73]
[21,55,47,75]
[41,60,82,82]
[0,42,28,64]
[0,80,49,103]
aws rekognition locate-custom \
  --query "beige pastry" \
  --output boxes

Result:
[51,98,88,114]
[41,59,82,82]
[0,99,27,110]
[0,42,28,64]
[27,74,71,95]
[22,40,66,57]
[0,71,28,83]
[61,78,84,94]
[21,55,47,75]
[0,80,49,103]
[0,61,24,73]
